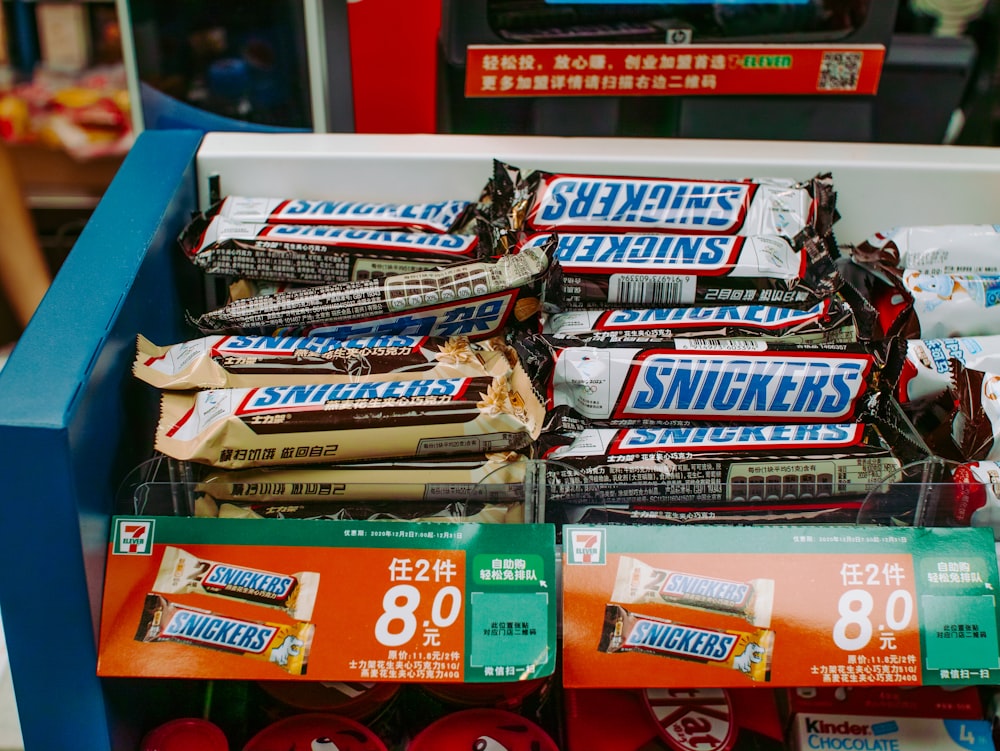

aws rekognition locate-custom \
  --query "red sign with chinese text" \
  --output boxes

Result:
[465,44,884,98]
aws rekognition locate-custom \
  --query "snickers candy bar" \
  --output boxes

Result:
[540,422,906,510]
[195,454,529,504]
[152,545,320,621]
[520,334,897,425]
[201,195,475,233]
[597,604,774,683]
[134,333,511,390]
[610,555,775,628]
[208,499,525,524]
[498,161,835,237]
[532,227,840,311]
[898,335,1000,405]
[180,216,481,285]
[543,296,858,345]
[851,224,1000,275]
[155,366,545,469]
[192,238,554,341]
[134,593,314,675]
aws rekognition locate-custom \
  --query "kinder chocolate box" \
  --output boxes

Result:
[789,714,993,751]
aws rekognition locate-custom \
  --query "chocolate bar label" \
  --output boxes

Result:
[616,424,863,452]
[162,610,277,654]
[616,353,871,420]
[535,233,742,271]
[203,565,294,599]
[219,334,428,356]
[531,177,751,232]
[304,290,518,340]
[663,574,750,608]
[238,378,470,413]
[264,225,475,252]
[272,199,470,227]
[599,301,827,330]
[626,620,737,662]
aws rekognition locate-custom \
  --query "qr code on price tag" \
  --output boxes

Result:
[817,51,863,91]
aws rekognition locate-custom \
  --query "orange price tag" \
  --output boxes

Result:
[564,551,921,688]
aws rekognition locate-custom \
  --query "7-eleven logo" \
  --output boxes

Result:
[112,518,155,555]
[566,527,606,565]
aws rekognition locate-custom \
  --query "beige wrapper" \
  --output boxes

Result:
[152,545,320,621]
[203,499,525,524]
[134,333,510,390]
[195,453,528,504]
[610,555,774,628]
[155,365,544,469]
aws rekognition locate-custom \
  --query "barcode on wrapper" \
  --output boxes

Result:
[608,274,696,305]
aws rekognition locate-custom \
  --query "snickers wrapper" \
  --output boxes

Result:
[152,546,320,621]
[192,238,554,341]
[494,161,835,237]
[519,334,900,426]
[202,195,475,233]
[135,593,314,675]
[610,555,775,628]
[850,224,1000,275]
[154,365,545,469]
[533,227,841,311]
[134,333,512,390]
[543,296,858,346]
[541,422,906,510]
[597,604,773,683]
[180,215,482,285]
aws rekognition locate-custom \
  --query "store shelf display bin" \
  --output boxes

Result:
[5,130,1000,749]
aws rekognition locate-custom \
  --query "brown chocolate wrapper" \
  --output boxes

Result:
[154,365,544,469]
[542,295,858,346]
[192,237,555,341]
[526,226,841,312]
[180,214,483,285]
[950,360,1000,462]
[542,393,941,531]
